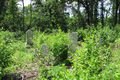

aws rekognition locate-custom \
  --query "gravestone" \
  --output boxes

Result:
[96,39,102,47]
[99,39,102,47]
[42,44,49,55]
[26,29,33,46]
[68,32,77,53]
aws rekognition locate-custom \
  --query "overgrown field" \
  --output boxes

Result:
[1,25,120,80]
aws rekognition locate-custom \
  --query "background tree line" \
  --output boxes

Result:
[0,0,120,32]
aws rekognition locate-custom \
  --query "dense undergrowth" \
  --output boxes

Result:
[0,24,120,79]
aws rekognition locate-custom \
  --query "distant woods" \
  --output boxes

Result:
[0,0,120,32]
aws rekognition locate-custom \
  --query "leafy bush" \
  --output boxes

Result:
[85,24,118,47]
[98,26,116,46]
[13,31,25,40]
[77,35,112,77]
[38,30,112,79]
[114,24,120,38]
[0,31,15,78]
[33,29,73,63]
[50,31,70,62]
[33,31,48,57]
[99,62,120,79]
[73,35,112,79]
[77,28,86,41]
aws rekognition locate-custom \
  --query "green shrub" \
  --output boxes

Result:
[114,24,120,38]
[99,62,120,79]
[51,36,69,62]
[32,31,48,57]
[98,26,116,46]
[33,29,73,63]
[0,31,15,78]
[85,25,118,47]
[13,31,25,40]
[69,34,112,79]
[45,65,66,79]
[48,29,72,63]
[39,64,74,80]
[77,28,86,41]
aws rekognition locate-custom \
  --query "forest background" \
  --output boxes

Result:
[0,0,120,32]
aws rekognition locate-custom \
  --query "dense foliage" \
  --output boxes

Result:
[0,24,120,79]
[0,0,120,79]
[0,31,15,78]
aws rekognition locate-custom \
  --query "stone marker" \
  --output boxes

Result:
[99,39,102,47]
[42,44,49,55]
[26,29,33,46]
[68,32,77,52]
[96,39,102,47]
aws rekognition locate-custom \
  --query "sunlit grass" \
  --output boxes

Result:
[4,49,35,73]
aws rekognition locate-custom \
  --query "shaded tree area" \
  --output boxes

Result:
[0,0,23,31]
[0,0,120,32]
[0,0,8,28]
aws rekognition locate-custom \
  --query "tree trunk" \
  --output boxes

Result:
[30,0,32,29]
[90,1,93,26]
[22,0,24,31]
[78,0,80,28]
[94,0,98,27]
[0,1,5,15]
[86,7,90,26]
[113,3,115,26]
[101,0,104,28]
[12,0,14,31]
[119,5,120,24]
[114,0,119,26]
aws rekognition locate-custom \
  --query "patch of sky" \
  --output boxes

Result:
[17,0,31,7]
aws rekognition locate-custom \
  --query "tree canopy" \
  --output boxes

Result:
[0,0,120,32]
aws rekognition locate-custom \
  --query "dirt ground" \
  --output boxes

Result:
[2,61,40,80]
